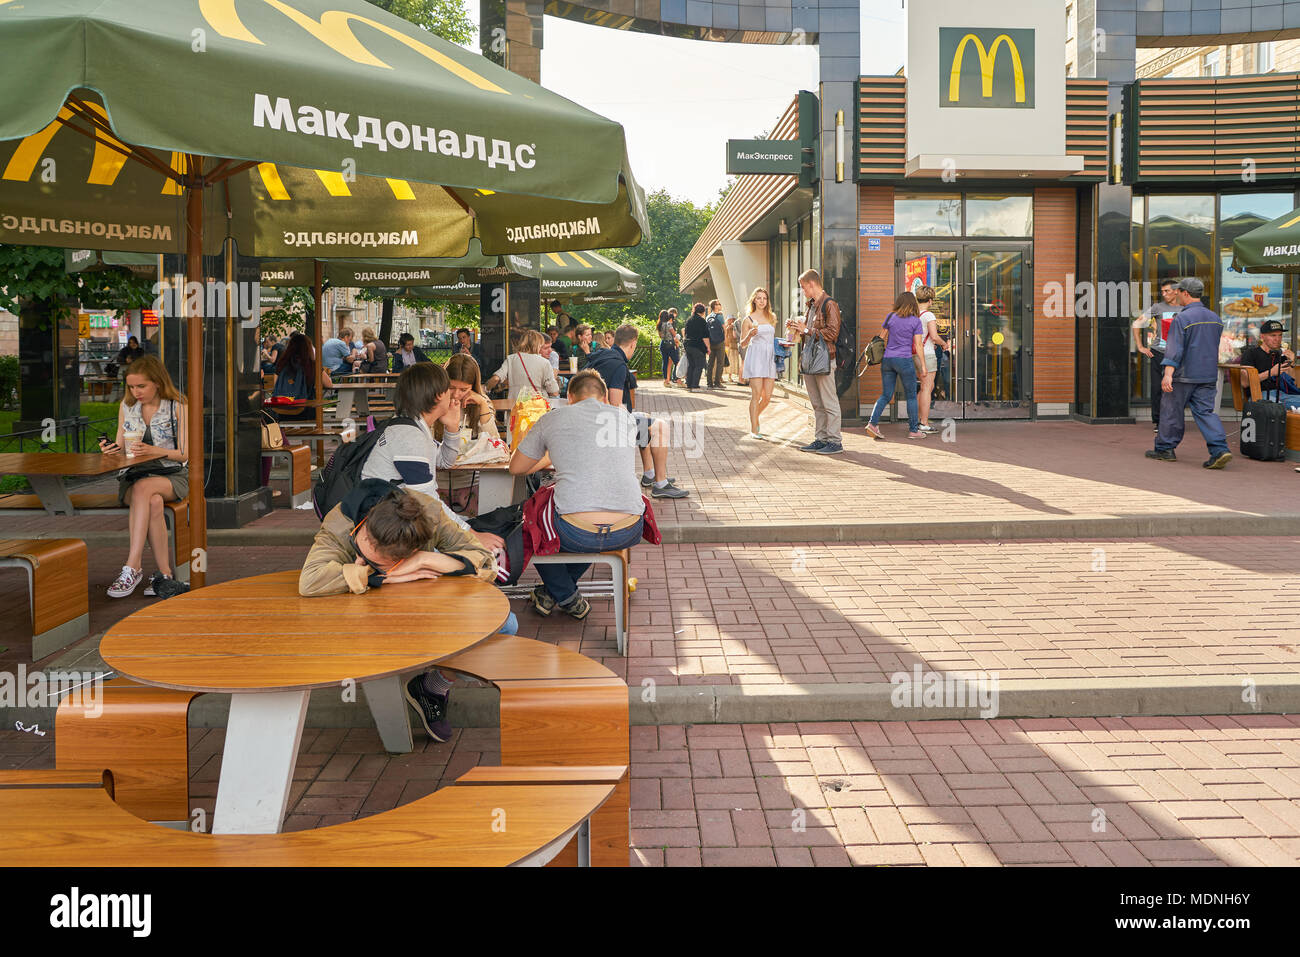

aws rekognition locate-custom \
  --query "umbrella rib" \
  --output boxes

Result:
[58,101,180,182]
[206,160,260,185]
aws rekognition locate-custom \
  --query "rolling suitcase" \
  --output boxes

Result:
[1240,360,1287,461]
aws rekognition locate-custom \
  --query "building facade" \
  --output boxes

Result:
[681,0,1300,421]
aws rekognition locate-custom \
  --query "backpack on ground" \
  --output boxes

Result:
[311,415,416,518]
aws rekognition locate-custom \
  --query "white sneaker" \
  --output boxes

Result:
[108,565,144,598]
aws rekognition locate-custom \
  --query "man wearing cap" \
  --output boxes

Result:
[1239,320,1300,412]
[1146,277,1232,468]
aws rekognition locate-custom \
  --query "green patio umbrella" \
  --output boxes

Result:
[401,250,642,305]
[1231,207,1300,273]
[0,0,647,585]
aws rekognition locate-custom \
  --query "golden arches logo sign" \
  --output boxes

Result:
[197,0,507,93]
[939,27,1034,109]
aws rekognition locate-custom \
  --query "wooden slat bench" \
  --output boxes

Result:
[0,765,624,866]
[263,443,312,508]
[439,634,630,867]
[55,678,199,823]
[0,769,114,795]
[0,538,89,659]
[0,494,190,582]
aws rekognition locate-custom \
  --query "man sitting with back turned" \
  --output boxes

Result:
[510,369,649,620]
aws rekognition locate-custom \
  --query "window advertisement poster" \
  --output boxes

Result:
[1217,252,1287,363]
[905,255,935,294]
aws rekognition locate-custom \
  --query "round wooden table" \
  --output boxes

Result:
[100,570,510,834]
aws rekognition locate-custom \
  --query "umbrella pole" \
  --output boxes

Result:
[314,262,324,434]
[185,158,207,589]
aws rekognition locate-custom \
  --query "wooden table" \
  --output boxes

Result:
[99,569,510,834]
[331,381,396,420]
[0,450,169,515]
[448,460,521,513]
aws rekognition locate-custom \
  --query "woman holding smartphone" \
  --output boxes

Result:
[98,356,190,599]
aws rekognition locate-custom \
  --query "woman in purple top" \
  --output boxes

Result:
[866,291,927,440]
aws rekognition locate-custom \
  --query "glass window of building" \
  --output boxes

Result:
[1146,195,1214,300]
[1203,49,1222,77]
[965,194,1033,237]
[1218,192,1295,362]
[894,192,962,236]
[1256,41,1274,73]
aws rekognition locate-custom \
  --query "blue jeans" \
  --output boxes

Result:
[535,514,644,605]
[1156,380,1228,456]
[501,611,518,635]
[659,341,678,378]
[870,356,920,432]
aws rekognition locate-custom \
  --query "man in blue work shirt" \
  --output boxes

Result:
[1146,277,1231,469]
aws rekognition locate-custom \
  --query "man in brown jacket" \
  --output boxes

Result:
[786,269,844,454]
[299,480,512,742]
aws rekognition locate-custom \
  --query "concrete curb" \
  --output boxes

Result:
[8,675,1294,732]
[9,512,1300,548]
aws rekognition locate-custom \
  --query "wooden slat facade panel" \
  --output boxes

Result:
[679,98,799,291]
[1032,187,1076,405]
[1065,79,1109,182]
[1131,74,1300,181]
[857,76,906,180]
[856,187,893,409]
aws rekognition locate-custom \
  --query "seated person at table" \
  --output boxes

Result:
[360,362,501,552]
[271,332,332,421]
[352,326,389,374]
[1238,319,1300,411]
[441,354,497,439]
[300,479,512,742]
[573,324,600,369]
[510,369,648,620]
[322,326,358,377]
[484,329,560,404]
[393,332,432,369]
[98,356,190,600]
[585,324,689,499]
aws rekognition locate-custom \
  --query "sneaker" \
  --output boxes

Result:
[153,575,191,600]
[651,483,689,498]
[919,424,938,433]
[865,425,885,441]
[907,431,927,440]
[1203,451,1232,469]
[142,572,162,597]
[403,675,452,743]
[558,593,591,620]
[814,441,844,454]
[640,474,677,488]
[530,583,556,616]
[107,565,143,599]
[1144,449,1176,462]
[799,440,827,453]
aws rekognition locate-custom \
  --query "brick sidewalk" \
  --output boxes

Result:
[6,713,1299,865]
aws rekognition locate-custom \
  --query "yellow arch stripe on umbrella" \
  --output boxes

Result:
[1281,212,1300,229]
[386,179,415,200]
[569,252,592,267]
[545,252,568,267]
[161,153,186,195]
[315,169,351,196]
[3,105,129,186]
[258,162,291,200]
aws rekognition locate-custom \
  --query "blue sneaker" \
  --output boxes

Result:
[799,440,827,453]
[814,441,844,455]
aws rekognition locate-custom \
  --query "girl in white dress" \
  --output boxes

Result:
[740,288,778,437]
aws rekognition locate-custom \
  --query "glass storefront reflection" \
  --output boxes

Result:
[1218,193,1294,364]
[966,195,1033,237]
[894,192,962,236]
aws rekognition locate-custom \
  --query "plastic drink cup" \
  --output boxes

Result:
[122,429,144,456]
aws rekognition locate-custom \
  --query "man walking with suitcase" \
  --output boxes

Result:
[1146,277,1231,469]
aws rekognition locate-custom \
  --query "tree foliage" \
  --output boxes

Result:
[574,189,715,327]
[0,245,154,319]
[364,0,473,44]
[258,287,315,343]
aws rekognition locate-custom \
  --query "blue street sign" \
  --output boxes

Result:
[859,224,894,237]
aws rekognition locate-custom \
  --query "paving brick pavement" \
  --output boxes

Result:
[6,713,1300,865]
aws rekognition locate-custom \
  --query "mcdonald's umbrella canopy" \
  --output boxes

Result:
[1230,207,1300,273]
[0,0,647,257]
[401,249,643,304]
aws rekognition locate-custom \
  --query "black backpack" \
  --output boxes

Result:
[311,415,416,518]
[469,504,525,585]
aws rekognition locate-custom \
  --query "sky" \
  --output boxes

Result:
[534,7,908,207]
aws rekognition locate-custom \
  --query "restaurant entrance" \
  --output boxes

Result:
[896,242,1034,419]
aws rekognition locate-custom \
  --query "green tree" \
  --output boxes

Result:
[575,189,714,327]
[364,0,474,44]
[0,245,154,319]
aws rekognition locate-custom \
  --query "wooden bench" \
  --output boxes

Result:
[262,443,312,508]
[0,538,89,659]
[439,634,630,866]
[0,493,190,582]
[528,548,633,654]
[0,765,624,866]
[1219,362,1300,462]
[56,678,199,823]
[0,769,114,795]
